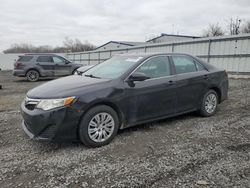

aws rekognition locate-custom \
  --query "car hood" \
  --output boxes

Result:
[77,65,94,72]
[27,75,111,98]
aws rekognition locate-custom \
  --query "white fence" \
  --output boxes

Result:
[66,34,250,75]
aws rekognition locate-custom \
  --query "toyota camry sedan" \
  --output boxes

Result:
[21,53,228,147]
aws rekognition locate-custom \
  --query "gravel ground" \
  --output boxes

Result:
[0,70,250,188]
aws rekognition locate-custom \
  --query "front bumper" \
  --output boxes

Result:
[22,121,50,141]
[21,101,82,142]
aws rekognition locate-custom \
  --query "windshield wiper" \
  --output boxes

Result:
[84,74,101,79]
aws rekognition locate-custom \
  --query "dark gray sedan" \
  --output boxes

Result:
[13,54,82,81]
[21,53,228,147]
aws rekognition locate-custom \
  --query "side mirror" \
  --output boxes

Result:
[128,72,150,82]
[65,60,71,64]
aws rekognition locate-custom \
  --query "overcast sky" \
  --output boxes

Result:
[0,0,250,52]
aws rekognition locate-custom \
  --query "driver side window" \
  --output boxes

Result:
[136,56,171,78]
[53,56,66,64]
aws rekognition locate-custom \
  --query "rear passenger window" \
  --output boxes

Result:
[136,56,171,78]
[172,56,197,74]
[17,56,33,62]
[37,56,53,62]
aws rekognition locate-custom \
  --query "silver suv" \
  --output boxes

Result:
[13,54,82,81]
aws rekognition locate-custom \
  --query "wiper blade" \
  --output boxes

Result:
[84,74,101,79]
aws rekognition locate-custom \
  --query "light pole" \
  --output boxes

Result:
[236,19,241,35]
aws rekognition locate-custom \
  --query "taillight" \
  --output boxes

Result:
[15,61,22,68]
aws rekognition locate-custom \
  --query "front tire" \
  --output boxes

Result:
[199,89,218,117]
[72,69,78,75]
[26,70,39,82]
[79,105,119,147]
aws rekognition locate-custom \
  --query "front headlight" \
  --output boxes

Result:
[36,97,75,111]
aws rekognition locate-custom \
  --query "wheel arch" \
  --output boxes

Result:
[78,101,124,130]
[25,68,41,76]
[208,86,222,103]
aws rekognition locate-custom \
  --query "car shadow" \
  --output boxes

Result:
[27,112,199,151]
[14,78,55,82]
[117,111,199,135]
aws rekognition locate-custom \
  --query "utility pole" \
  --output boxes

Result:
[236,19,241,35]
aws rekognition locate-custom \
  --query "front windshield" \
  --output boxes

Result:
[83,55,143,79]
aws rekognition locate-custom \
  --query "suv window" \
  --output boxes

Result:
[53,56,66,64]
[172,56,197,74]
[136,56,171,78]
[17,56,33,62]
[36,56,53,62]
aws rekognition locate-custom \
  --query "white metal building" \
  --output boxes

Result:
[67,34,250,77]
[147,33,200,44]
[95,41,146,51]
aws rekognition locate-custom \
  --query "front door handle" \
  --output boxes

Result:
[203,75,210,79]
[168,80,175,85]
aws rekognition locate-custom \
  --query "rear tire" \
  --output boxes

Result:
[79,105,119,147]
[26,70,39,82]
[199,89,218,117]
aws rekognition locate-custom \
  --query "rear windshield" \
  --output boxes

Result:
[17,56,33,62]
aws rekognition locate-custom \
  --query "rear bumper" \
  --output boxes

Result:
[13,69,25,77]
[220,79,229,102]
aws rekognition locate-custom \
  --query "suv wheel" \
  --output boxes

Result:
[72,69,78,75]
[199,90,218,117]
[79,105,119,147]
[26,70,39,82]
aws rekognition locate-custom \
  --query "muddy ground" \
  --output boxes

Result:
[0,70,250,188]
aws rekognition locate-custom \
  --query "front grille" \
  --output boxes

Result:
[25,98,40,110]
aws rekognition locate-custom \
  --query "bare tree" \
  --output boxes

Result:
[202,23,225,37]
[241,21,250,33]
[63,37,95,52]
[3,43,36,53]
[227,18,242,35]
[3,38,96,53]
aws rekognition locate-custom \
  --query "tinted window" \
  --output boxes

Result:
[172,56,197,74]
[84,56,142,79]
[196,62,206,71]
[53,56,65,63]
[37,56,53,62]
[136,56,171,78]
[17,56,33,62]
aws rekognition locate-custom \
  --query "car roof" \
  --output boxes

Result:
[116,52,194,58]
[24,53,58,56]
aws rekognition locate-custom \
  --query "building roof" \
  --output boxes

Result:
[95,41,146,50]
[146,33,201,42]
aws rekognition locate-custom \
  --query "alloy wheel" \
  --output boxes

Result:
[205,93,217,114]
[88,112,115,142]
[27,70,39,81]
